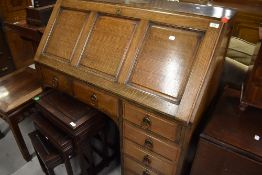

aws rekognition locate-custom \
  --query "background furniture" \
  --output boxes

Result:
[190,88,262,175]
[212,0,262,43]
[241,26,262,109]
[34,0,235,174]
[0,67,42,161]
[0,21,14,76]
[0,0,43,69]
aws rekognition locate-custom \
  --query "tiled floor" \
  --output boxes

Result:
[0,117,121,175]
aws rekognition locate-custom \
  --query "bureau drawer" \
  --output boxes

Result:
[73,81,119,120]
[39,66,72,94]
[123,122,180,162]
[124,155,157,175]
[124,139,175,175]
[123,103,181,142]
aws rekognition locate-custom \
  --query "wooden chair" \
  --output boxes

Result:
[0,67,42,161]
[29,130,64,175]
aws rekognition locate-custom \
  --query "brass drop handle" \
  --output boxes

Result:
[52,76,58,88]
[144,138,153,149]
[141,116,151,129]
[142,170,150,175]
[143,155,151,165]
[90,93,97,102]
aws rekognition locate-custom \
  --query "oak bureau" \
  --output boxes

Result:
[34,0,235,174]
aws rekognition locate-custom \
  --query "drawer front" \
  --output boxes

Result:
[73,81,119,120]
[124,156,158,175]
[39,66,72,94]
[123,103,181,142]
[123,122,180,162]
[124,139,175,175]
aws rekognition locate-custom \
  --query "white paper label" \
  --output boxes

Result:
[70,122,76,127]
[169,35,176,40]
[209,23,220,28]
[28,64,36,69]
[254,134,260,141]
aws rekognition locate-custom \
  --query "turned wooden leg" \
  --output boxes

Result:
[7,115,31,161]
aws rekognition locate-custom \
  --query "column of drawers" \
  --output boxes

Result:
[123,103,182,175]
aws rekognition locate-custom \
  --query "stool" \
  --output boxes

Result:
[32,113,74,175]
[29,130,64,175]
[34,90,110,174]
[0,67,42,161]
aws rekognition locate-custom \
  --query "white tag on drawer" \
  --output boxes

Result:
[209,23,220,28]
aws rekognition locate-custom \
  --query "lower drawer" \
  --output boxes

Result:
[123,139,175,175]
[123,121,180,162]
[124,155,157,175]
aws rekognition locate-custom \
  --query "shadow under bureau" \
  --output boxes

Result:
[34,0,235,174]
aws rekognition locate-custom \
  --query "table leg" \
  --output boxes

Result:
[7,115,31,161]
[0,130,4,139]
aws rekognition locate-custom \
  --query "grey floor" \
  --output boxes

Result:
[0,117,121,175]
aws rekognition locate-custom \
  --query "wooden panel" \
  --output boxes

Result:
[124,139,175,175]
[124,156,158,175]
[129,24,203,102]
[123,103,181,142]
[80,15,137,80]
[73,81,119,120]
[39,66,72,94]
[123,122,180,162]
[44,9,88,62]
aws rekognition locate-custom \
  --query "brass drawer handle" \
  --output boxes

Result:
[143,170,150,175]
[144,138,153,149]
[141,116,151,129]
[52,76,58,88]
[143,155,151,165]
[90,93,97,102]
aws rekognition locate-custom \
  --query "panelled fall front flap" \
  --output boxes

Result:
[36,0,227,122]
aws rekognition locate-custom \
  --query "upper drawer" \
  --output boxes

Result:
[38,66,72,94]
[123,103,181,142]
[73,81,119,120]
[123,122,180,162]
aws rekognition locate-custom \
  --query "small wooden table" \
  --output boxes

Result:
[0,67,42,161]
[35,90,108,174]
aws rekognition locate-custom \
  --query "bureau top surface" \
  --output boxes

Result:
[85,0,235,19]
[202,88,262,159]
[35,0,234,123]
